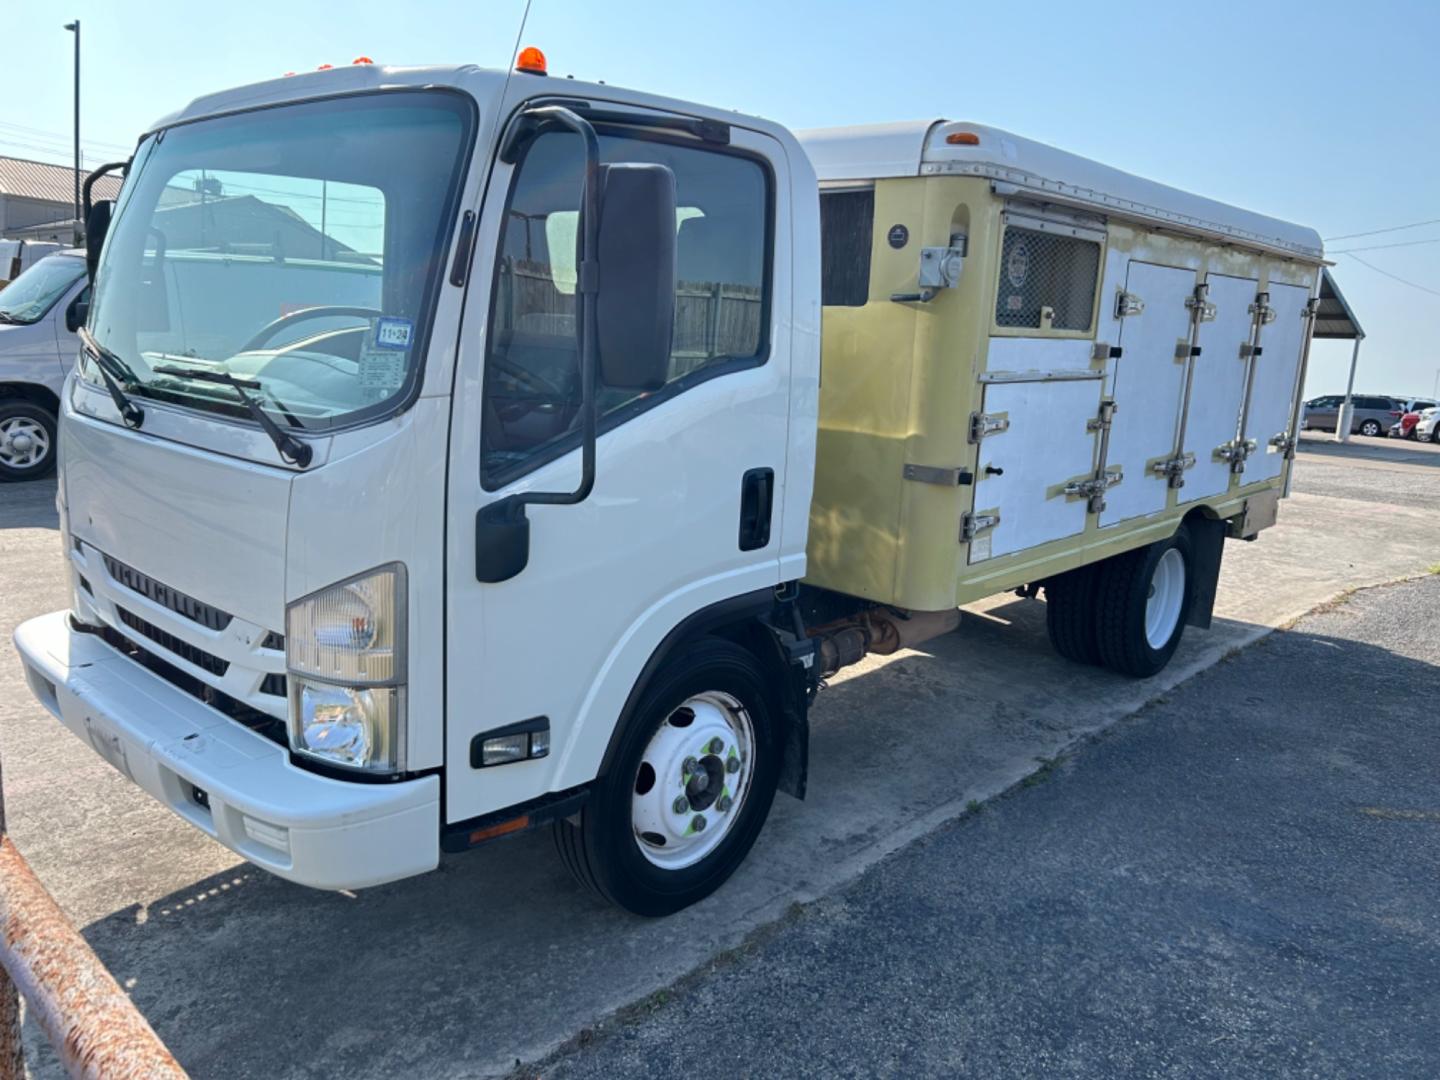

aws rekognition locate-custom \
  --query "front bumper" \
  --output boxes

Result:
[13,610,439,890]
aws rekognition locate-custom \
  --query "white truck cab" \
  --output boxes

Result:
[15,60,819,914]
[13,60,1321,915]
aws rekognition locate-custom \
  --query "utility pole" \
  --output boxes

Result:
[64,20,81,242]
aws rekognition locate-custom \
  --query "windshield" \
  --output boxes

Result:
[0,256,84,324]
[87,90,474,430]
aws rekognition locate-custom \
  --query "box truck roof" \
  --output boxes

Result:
[797,119,1322,261]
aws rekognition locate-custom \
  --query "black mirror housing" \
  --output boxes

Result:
[65,299,89,334]
[594,163,677,391]
[85,199,114,283]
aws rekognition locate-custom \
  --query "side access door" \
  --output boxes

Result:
[1180,273,1259,504]
[443,107,798,825]
[1237,280,1311,483]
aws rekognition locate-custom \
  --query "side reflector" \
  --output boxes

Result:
[469,816,530,845]
[945,131,980,146]
[516,45,547,75]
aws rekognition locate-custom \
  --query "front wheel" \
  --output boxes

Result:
[1359,419,1382,437]
[0,401,58,482]
[553,638,781,916]
[1431,427,1440,445]
[1095,528,1194,678]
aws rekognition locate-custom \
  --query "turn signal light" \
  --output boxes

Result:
[516,45,547,75]
[946,131,980,146]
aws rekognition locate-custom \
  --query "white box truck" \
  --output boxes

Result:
[13,57,1321,915]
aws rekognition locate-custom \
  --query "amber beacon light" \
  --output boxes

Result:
[515,45,548,75]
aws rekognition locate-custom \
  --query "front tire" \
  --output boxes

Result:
[1359,419,1382,437]
[553,638,781,916]
[1095,528,1195,678]
[0,401,58,482]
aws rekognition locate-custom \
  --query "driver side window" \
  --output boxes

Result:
[481,128,770,489]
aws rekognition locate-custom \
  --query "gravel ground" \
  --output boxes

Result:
[536,574,1440,1079]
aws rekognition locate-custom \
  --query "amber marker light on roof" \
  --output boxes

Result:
[353,56,374,65]
[946,131,981,146]
[516,46,548,75]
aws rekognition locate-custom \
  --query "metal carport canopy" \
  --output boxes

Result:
[1313,268,1364,340]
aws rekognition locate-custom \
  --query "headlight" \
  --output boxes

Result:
[286,564,406,774]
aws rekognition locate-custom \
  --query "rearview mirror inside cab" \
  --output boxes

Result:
[594,163,677,391]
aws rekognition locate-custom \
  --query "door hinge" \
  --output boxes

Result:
[961,510,1000,542]
[1063,468,1123,514]
[1186,284,1216,323]
[1151,452,1196,488]
[1115,289,1145,318]
[1249,292,1277,325]
[903,463,973,486]
[1215,438,1259,473]
[1086,398,1118,432]
[968,411,1010,443]
[1270,431,1297,458]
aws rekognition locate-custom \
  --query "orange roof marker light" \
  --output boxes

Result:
[353,56,374,65]
[316,63,333,71]
[945,131,980,146]
[515,46,547,76]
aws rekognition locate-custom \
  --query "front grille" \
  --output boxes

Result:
[102,554,233,631]
[116,606,230,677]
[260,673,288,698]
[88,621,287,748]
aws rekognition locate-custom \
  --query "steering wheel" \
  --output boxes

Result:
[238,306,383,354]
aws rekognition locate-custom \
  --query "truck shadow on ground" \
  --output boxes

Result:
[0,479,59,531]
[57,600,1348,1078]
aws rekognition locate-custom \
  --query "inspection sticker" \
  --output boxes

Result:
[374,316,414,350]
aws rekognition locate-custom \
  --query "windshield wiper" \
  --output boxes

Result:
[77,327,145,428]
[152,365,312,468]
[0,312,19,324]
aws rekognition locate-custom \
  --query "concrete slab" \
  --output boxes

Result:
[1,466,1437,1078]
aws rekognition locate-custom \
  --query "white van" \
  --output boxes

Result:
[0,249,89,480]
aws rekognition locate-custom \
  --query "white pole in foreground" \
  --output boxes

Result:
[1335,335,1363,443]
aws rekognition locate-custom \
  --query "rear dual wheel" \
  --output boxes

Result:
[1045,527,1194,678]
[553,639,780,917]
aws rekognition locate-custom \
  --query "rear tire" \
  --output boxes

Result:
[553,638,781,916]
[1095,528,1195,678]
[1045,564,1103,665]
[1359,419,1382,437]
[0,400,58,482]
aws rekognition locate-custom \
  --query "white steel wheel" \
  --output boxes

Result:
[631,691,756,871]
[1144,547,1187,650]
[0,415,51,470]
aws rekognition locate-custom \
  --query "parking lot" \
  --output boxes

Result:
[2,430,1438,1078]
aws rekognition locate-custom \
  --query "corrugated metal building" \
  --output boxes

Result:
[0,154,123,241]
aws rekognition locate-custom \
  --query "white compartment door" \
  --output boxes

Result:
[970,376,1101,563]
[1181,273,1257,504]
[1241,281,1311,484]
[1099,262,1195,527]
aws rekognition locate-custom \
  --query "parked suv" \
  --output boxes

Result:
[0,250,89,481]
[1414,407,1440,444]
[1302,394,1405,437]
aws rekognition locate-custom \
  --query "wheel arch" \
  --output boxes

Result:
[0,382,61,417]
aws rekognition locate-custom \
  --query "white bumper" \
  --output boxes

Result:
[13,610,439,890]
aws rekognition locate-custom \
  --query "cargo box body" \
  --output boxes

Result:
[800,121,1322,611]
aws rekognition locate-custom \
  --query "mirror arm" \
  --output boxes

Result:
[476,105,602,583]
[82,160,128,219]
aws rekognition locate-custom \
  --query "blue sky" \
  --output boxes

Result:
[10,0,1438,399]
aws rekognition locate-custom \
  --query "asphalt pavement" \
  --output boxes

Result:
[535,573,1440,1079]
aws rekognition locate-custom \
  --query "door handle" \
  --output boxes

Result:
[738,468,774,551]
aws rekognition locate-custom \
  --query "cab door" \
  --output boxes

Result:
[442,105,798,825]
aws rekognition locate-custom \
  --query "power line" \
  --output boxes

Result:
[1324,218,1440,242]
[1339,252,1440,298]
[1329,236,1440,254]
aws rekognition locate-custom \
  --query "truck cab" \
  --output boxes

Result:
[15,61,820,915]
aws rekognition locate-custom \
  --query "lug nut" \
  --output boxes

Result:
[716,795,733,813]
[691,814,706,832]
[725,756,740,774]
[672,796,690,814]
[683,756,698,776]
[708,738,725,755]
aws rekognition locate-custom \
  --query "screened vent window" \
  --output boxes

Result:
[994,226,1100,332]
[820,190,874,307]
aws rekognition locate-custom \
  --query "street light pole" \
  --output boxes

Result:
[63,20,80,241]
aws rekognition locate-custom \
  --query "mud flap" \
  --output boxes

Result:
[1185,516,1227,630]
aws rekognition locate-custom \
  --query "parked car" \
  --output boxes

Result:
[0,240,63,290]
[1302,393,1405,437]
[0,249,89,481]
[1414,407,1440,444]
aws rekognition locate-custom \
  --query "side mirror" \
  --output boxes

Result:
[65,297,89,333]
[85,199,114,283]
[594,163,677,391]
